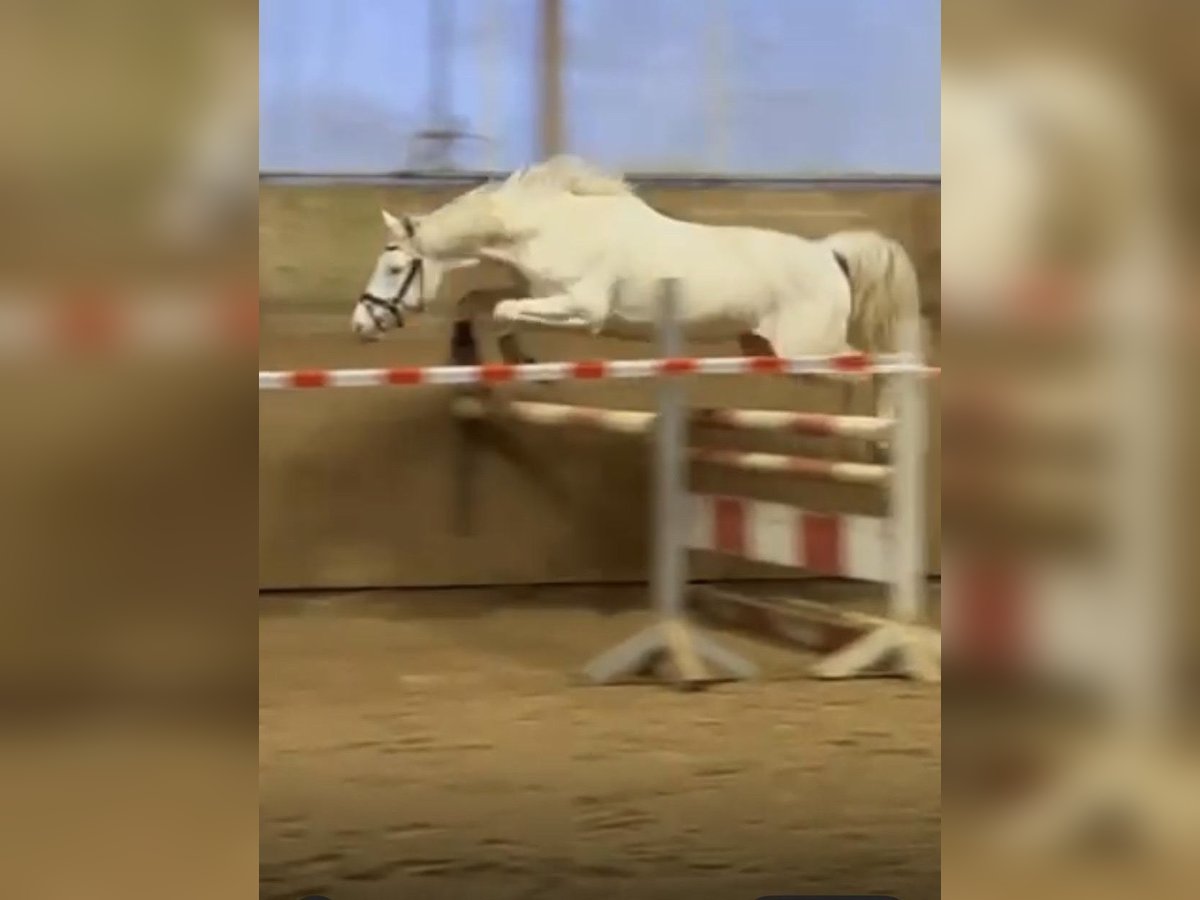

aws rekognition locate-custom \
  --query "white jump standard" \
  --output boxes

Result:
[580,281,759,686]
[449,286,938,684]
[682,316,937,681]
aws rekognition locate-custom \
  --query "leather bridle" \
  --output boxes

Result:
[358,251,424,331]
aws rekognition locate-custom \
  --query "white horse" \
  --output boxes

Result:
[353,156,922,411]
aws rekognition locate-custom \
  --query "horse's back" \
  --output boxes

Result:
[532,196,850,345]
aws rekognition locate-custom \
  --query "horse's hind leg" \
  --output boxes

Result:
[738,332,776,357]
[750,299,869,413]
[449,318,480,366]
[741,330,853,412]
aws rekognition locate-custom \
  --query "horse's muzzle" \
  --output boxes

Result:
[358,294,405,333]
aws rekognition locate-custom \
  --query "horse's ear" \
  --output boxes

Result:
[381,208,404,234]
[400,215,417,238]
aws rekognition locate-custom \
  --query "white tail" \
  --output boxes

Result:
[823,229,922,356]
[822,230,924,430]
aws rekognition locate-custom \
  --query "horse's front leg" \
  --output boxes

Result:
[492,294,600,332]
[456,289,540,365]
[492,293,608,386]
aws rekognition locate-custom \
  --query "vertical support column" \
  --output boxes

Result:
[449,318,482,537]
[812,314,938,681]
[428,0,452,128]
[985,235,1186,857]
[480,0,502,171]
[581,279,758,687]
[1104,239,1171,741]
[889,316,926,626]
[653,279,687,624]
[537,0,565,158]
[703,0,730,172]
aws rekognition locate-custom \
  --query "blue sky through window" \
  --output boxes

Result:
[259,0,940,176]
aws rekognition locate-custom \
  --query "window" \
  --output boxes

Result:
[259,0,939,176]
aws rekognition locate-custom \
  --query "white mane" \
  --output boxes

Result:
[406,156,635,257]
[499,155,634,198]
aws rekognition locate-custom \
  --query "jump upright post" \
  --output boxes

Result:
[822,315,937,679]
[581,279,759,687]
[686,313,939,682]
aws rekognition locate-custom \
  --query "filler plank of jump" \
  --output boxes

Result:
[689,448,891,486]
[259,352,937,391]
[687,493,891,582]
[453,397,655,434]
[453,397,893,443]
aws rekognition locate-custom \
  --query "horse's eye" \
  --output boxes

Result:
[388,265,403,275]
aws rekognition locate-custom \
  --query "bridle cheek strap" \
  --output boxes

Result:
[359,259,424,326]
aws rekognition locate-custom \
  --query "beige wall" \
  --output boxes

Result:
[259,181,940,590]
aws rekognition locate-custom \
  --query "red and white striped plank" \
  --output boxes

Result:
[259,352,936,391]
[941,555,1110,684]
[689,448,891,486]
[941,382,1108,444]
[692,407,893,440]
[0,287,257,356]
[456,398,894,444]
[945,272,1086,328]
[687,493,890,582]
[453,397,655,435]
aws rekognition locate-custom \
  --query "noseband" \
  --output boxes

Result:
[359,256,424,330]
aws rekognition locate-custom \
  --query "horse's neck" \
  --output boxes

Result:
[424,257,479,297]
[474,193,661,283]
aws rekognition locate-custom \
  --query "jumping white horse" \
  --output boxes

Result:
[352,156,922,412]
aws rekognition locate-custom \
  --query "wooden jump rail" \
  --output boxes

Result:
[691,407,893,440]
[451,397,655,435]
[0,285,258,355]
[452,397,895,442]
[455,398,895,487]
[259,353,937,390]
[689,448,891,486]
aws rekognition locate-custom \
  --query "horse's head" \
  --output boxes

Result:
[351,210,430,341]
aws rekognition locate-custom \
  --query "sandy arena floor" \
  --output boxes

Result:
[260,587,940,900]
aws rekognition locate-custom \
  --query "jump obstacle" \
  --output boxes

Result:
[451,398,936,679]
[447,281,938,685]
[942,266,1189,851]
[258,280,938,688]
